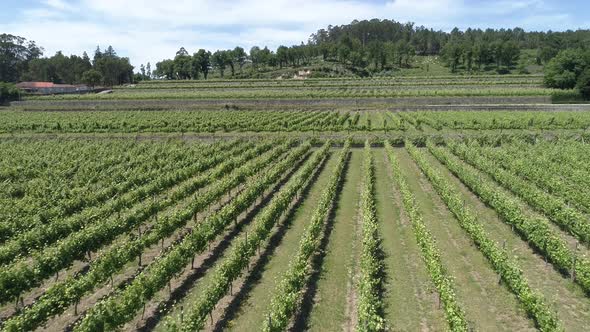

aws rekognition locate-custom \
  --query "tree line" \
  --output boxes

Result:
[2,18,590,92]
[0,34,134,87]
[150,19,589,79]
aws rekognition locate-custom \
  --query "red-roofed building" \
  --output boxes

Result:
[16,82,90,94]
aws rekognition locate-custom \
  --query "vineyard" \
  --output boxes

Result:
[1,75,590,331]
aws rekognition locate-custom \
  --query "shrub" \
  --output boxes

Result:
[544,49,589,89]
[576,68,590,99]
[0,82,20,104]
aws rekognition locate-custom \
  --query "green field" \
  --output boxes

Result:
[1,75,590,332]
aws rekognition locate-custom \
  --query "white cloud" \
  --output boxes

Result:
[81,0,377,27]
[43,0,75,11]
[0,0,582,70]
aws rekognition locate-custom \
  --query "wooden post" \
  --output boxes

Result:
[142,303,146,319]
[75,301,78,315]
[544,241,548,265]
[180,305,184,323]
[191,256,195,269]
[573,242,579,281]
[246,242,250,273]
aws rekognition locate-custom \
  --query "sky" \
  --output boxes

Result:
[1,0,589,69]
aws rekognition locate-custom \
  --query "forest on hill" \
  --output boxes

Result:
[1,19,589,99]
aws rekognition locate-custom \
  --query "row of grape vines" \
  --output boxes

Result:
[1,140,298,331]
[0,140,245,265]
[0,140,266,302]
[429,143,590,293]
[477,142,590,214]
[357,141,386,331]
[72,142,325,331]
[4,110,590,134]
[384,141,468,331]
[449,141,590,245]
[262,140,350,331]
[406,141,561,330]
[163,143,331,331]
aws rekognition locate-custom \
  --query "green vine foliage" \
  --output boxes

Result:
[143,142,332,332]
[453,141,590,245]
[262,140,350,332]
[408,141,561,331]
[357,141,386,331]
[0,141,258,304]
[73,142,316,332]
[384,141,468,331]
[3,141,299,332]
[0,140,247,267]
[428,143,590,295]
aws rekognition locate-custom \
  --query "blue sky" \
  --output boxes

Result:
[1,0,588,69]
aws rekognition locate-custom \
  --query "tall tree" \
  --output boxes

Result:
[0,34,43,82]
[212,50,227,77]
[93,46,133,86]
[81,69,102,88]
[93,46,102,65]
[195,49,211,79]
[155,59,175,79]
[250,46,261,68]
[173,49,193,79]
[276,46,288,68]
[232,47,247,72]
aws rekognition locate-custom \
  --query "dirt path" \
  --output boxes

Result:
[374,149,447,331]
[343,166,362,332]
[396,148,535,331]
[214,153,338,331]
[423,149,590,331]
[305,150,362,331]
